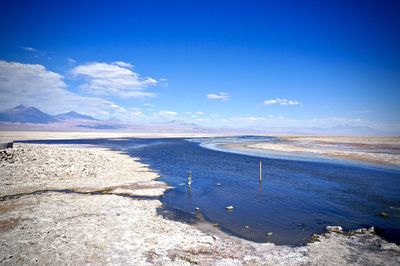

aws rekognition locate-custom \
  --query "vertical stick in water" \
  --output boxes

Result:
[188,171,192,186]
[259,161,262,182]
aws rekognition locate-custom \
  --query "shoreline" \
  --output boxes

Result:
[206,137,400,169]
[1,136,400,264]
[248,136,400,167]
[0,130,229,143]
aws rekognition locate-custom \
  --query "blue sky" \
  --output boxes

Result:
[0,0,399,132]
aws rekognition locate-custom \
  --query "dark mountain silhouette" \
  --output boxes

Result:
[0,105,58,124]
[0,105,100,124]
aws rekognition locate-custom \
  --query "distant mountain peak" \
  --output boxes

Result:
[65,111,79,115]
[15,104,27,109]
[0,104,58,124]
[55,111,98,121]
[106,117,122,122]
[0,105,99,124]
[165,119,198,126]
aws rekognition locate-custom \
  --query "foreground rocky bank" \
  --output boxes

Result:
[1,142,399,265]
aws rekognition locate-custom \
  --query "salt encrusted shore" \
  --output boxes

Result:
[1,142,399,265]
[222,136,400,167]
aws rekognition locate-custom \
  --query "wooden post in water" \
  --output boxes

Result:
[188,171,192,186]
[259,161,262,182]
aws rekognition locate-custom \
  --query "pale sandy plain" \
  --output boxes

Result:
[1,131,399,265]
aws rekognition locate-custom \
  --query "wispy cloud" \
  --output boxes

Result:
[263,98,300,106]
[67,58,76,64]
[156,110,178,117]
[356,109,372,114]
[20,46,37,52]
[184,111,205,118]
[130,109,144,118]
[207,92,229,101]
[113,61,133,69]
[71,61,158,98]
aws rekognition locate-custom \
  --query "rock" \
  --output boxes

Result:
[225,205,234,211]
[355,228,368,234]
[217,183,221,186]
[0,142,13,149]
[326,226,343,234]
[311,234,320,242]
[380,212,389,218]
[195,207,200,211]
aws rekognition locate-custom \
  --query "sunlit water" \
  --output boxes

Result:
[25,137,400,245]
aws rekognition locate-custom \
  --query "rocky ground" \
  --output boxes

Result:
[1,142,399,265]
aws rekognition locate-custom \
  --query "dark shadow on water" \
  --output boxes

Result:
[375,227,400,245]
[156,204,199,225]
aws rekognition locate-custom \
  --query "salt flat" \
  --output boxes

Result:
[0,132,399,265]
[238,136,400,167]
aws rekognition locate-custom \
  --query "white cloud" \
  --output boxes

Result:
[207,92,229,101]
[113,61,133,69]
[159,78,168,86]
[131,110,144,118]
[263,98,300,106]
[0,60,124,118]
[156,110,178,117]
[20,46,37,52]
[67,58,76,64]
[183,111,205,118]
[71,61,158,98]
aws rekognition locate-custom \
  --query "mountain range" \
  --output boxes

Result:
[0,105,392,136]
[0,105,210,133]
[0,105,97,124]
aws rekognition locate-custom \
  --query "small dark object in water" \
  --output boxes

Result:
[380,212,389,218]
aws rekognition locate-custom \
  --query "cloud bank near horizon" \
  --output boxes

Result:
[0,59,398,134]
[0,60,126,118]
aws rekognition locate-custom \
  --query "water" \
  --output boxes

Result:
[24,137,400,246]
